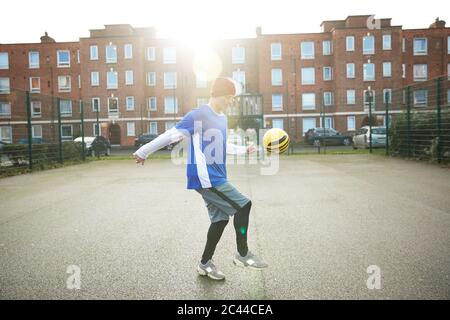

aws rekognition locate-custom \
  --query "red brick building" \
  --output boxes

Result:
[1,16,449,146]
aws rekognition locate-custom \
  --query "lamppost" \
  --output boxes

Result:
[46,55,55,141]
[366,86,373,153]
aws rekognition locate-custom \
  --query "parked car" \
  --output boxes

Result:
[18,137,43,144]
[134,133,179,150]
[304,128,353,147]
[352,126,386,149]
[74,136,111,156]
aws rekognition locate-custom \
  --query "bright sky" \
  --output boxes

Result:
[1,0,449,44]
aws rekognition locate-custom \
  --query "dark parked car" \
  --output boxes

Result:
[134,133,179,150]
[18,137,43,144]
[74,136,111,156]
[304,128,353,147]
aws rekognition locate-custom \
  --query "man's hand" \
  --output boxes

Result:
[247,143,257,154]
[133,153,145,166]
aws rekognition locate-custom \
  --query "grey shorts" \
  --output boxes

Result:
[195,182,250,223]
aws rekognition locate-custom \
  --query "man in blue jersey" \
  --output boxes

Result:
[133,77,268,281]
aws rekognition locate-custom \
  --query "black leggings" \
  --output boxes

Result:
[201,201,252,264]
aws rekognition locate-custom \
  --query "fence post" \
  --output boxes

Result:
[25,91,33,170]
[385,90,390,156]
[406,86,412,158]
[436,77,442,163]
[57,97,63,164]
[80,100,85,161]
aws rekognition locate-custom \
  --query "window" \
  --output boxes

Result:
[272,119,284,130]
[232,46,245,64]
[383,62,392,77]
[402,38,406,53]
[402,64,406,79]
[301,41,315,59]
[346,36,355,51]
[0,78,10,94]
[164,72,177,89]
[0,52,8,69]
[165,122,176,131]
[58,76,71,92]
[363,63,375,81]
[92,97,100,112]
[0,126,12,143]
[147,72,156,86]
[383,35,392,50]
[126,96,135,111]
[303,118,316,134]
[0,102,11,117]
[271,43,282,60]
[414,38,427,55]
[127,122,135,137]
[163,47,176,64]
[57,50,70,67]
[32,125,42,139]
[124,44,133,59]
[90,45,98,60]
[346,63,355,78]
[347,116,356,131]
[323,40,332,55]
[108,97,118,113]
[164,96,178,114]
[196,71,207,88]
[414,64,428,81]
[383,89,392,104]
[149,122,158,135]
[363,90,376,110]
[30,77,41,93]
[125,70,134,85]
[197,97,209,107]
[301,68,315,85]
[324,117,334,129]
[302,93,316,110]
[78,75,81,89]
[61,125,73,140]
[148,97,157,111]
[363,36,375,54]
[29,51,39,68]
[91,71,99,86]
[107,71,118,89]
[59,100,72,117]
[106,44,117,63]
[77,50,80,63]
[272,94,283,111]
[323,92,333,106]
[93,123,100,136]
[347,90,356,105]
[323,67,332,81]
[271,69,283,86]
[146,47,156,61]
[414,90,428,107]
[232,70,246,92]
[448,36,450,54]
[31,101,42,117]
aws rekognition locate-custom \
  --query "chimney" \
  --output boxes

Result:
[40,32,55,43]
[430,17,446,28]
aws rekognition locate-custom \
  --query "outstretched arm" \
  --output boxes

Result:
[133,127,185,165]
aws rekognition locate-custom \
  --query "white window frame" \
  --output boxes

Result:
[383,89,393,104]
[108,97,119,114]
[382,35,392,50]
[90,45,98,60]
[0,52,8,69]
[165,121,176,131]
[323,67,332,81]
[0,102,11,117]
[302,118,316,135]
[93,123,100,136]
[61,124,73,140]
[346,63,355,79]
[125,70,134,85]
[57,50,70,68]
[29,51,40,69]
[346,36,355,52]
[91,71,99,86]
[323,40,332,56]
[383,62,392,78]
[149,122,158,135]
[302,93,316,110]
[363,63,375,81]
[77,50,80,64]
[363,90,376,110]
[29,77,41,93]
[124,44,133,59]
[92,97,100,112]
[323,92,333,106]
[126,96,135,111]
[58,75,71,92]
[271,69,283,86]
[324,117,334,129]
[301,41,315,59]
[301,68,315,85]
[107,71,118,89]
[272,94,283,111]
[59,100,72,117]
[272,119,284,130]
[127,122,135,137]
[414,90,428,107]
[232,46,245,64]
[0,77,10,94]
[106,44,117,63]
[31,101,42,118]
[146,47,156,61]
[232,70,246,92]
[271,43,282,61]
[164,96,178,114]
[0,126,12,143]
[414,38,428,56]
[164,72,177,89]
[147,72,156,86]
[402,38,406,53]
[148,97,157,111]
[413,64,428,81]
[32,125,42,139]
[163,47,176,64]
[347,116,356,131]
[363,36,375,55]
[402,64,406,79]
[347,90,356,105]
